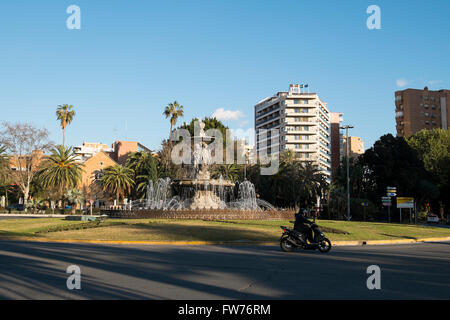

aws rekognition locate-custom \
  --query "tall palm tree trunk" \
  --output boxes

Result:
[169,123,173,146]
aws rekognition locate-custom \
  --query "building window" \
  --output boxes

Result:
[303,126,309,131]
[295,135,301,140]
[293,99,300,104]
[301,108,308,113]
[302,100,308,104]
[294,108,300,113]
[295,144,300,149]
[94,170,104,180]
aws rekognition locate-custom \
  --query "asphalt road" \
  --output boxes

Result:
[0,241,449,300]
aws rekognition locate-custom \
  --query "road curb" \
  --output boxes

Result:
[1,236,450,246]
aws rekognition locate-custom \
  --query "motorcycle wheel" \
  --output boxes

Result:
[280,238,296,252]
[318,238,332,253]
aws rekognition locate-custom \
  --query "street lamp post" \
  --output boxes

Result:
[340,125,354,221]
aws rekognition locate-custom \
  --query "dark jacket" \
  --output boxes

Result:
[294,213,313,233]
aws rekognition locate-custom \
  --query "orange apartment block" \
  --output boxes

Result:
[341,136,365,159]
[395,87,450,138]
[9,150,44,172]
[75,140,151,206]
[79,151,119,207]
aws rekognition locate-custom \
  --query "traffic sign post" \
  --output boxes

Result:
[361,202,368,221]
[382,196,392,223]
[397,197,414,224]
[385,187,397,223]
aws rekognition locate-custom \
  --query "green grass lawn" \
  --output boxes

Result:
[0,218,449,242]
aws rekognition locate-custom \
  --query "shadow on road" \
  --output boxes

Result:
[0,241,449,300]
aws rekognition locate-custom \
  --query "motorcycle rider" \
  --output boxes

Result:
[294,208,314,244]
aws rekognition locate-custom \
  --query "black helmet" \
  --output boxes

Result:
[300,208,308,216]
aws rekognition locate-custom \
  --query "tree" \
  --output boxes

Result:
[408,129,450,217]
[66,188,84,212]
[212,164,241,182]
[360,134,433,217]
[163,101,184,145]
[0,145,8,179]
[100,165,135,204]
[126,151,160,198]
[297,161,328,207]
[0,122,53,205]
[56,104,76,146]
[38,145,84,207]
[157,139,182,180]
[246,150,328,208]
[0,145,10,207]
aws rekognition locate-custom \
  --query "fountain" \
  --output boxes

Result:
[128,121,276,213]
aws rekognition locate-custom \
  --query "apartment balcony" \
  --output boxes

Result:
[255,116,280,128]
[285,137,317,143]
[255,97,282,112]
[285,128,318,134]
[256,106,281,119]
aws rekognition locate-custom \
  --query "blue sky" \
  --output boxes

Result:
[0,0,449,151]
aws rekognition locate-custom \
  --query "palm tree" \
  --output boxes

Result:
[297,161,327,207]
[100,165,135,204]
[212,164,241,182]
[38,145,84,207]
[126,151,160,198]
[163,101,184,145]
[66,188,84,213]
[56,104,76,146]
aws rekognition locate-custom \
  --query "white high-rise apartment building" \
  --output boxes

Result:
[254,84,332,182]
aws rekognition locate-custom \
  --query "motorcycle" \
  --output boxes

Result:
[280,223,332,253]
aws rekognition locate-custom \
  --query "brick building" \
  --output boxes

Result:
[341,136,365,159]
[79,151,119,207]
[330,112,343,180]
[75,140,151,207]
[395,87,449,138]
